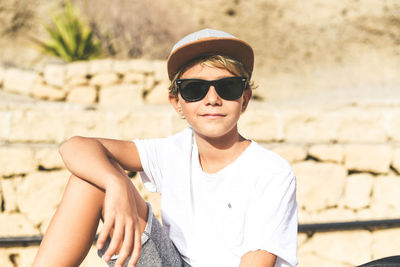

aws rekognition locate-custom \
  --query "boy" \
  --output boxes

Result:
[33,28,297,267]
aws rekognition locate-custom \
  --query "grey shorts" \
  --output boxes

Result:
[98,203,190,267]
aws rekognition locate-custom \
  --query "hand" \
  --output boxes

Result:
[96,177,142,267]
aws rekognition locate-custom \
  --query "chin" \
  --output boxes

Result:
[194,125,238,140]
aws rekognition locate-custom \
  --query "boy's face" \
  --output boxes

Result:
[169,63,252,141]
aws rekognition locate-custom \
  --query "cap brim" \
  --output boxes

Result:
[167,37,254,80]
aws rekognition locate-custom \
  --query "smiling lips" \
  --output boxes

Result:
[201,113,226,119]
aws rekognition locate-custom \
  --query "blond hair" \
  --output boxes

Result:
[168,55,255,96]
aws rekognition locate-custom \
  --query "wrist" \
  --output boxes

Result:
[104,172,130,191]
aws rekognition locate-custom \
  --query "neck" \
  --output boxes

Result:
[194,127,250,173]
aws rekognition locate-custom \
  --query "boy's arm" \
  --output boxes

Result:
[95,137,143,172]
[239,250,277,267]
[59,136,145,266]
[59,136,143,189]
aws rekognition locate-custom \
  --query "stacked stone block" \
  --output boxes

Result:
[0,59,170,106]
[0,60,399,266]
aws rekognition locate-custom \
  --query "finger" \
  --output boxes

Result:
[127,225,142,267]
[97,215,114,250]
[103,220,124,262]
[114,223,134,267]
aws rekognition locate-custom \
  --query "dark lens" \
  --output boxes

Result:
[215,77,245,100]
[179,80,209,102]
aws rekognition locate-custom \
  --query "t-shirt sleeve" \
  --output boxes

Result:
[244,165,298,267]
[133,128,192,194]
[133,138,165,193]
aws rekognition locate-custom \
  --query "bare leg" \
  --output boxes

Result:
[33,175,148,267]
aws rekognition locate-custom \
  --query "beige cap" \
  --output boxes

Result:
[167,28,254,80]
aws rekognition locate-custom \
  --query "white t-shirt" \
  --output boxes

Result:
[134,128,298,267]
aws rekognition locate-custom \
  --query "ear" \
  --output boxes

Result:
[169,94,184,116]
[241,89,252,113]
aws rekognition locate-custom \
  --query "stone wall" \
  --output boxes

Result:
[0,60,399,266]
[0,59,171,105]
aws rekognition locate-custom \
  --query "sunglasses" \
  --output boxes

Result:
[175,77,247,102]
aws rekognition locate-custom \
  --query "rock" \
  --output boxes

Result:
[293,161,347,211]
[89,73,120,87]
[129,59,155,74]
[123,72,145,84]
[60,110,114,140]
[392,147,400,174]
[268,144,307,163]
[297,252,350,267]
[1,176,23,212]
[66,86,97,104]
[0,111,11,141]
[66,61,89,80]
[116,106,175,139]
[308,208,356,223]
[16,170,70,227]
[238,104,279,142]
[0,66,5,86]
[171,114,190,134]
[113,60,133,74]
[12,247,38,267]
[31,83,66,101]
[336,108,387,142]
[298,209,313,224]
[35,146,64,170]
[355,208,375,221]
[299,231,372,266]
[372,229,400,260]
[0,146,35,177]
[8,110,60,143]
[344,144,392,174]
[152,60,169,82]
[282,109,336,143]
[371,175,400,218]
[43,63,66,88]
[88,59,114,74]
[0,213,39,236]
[67,75,89,86]
[99,84,144,106]
[390,111,400,142]
[297,233,308,247]
[3,68,39,96]
[0,248,12,266]
[145,81,169,104]
[308,144,344,163]
[143,75,156,91]
[343,173,374,210]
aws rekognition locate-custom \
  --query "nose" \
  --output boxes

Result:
[203,85,221,105]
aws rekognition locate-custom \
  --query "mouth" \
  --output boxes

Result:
[201,113,226,119]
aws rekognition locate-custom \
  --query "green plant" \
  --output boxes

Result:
[34,0,101,61]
